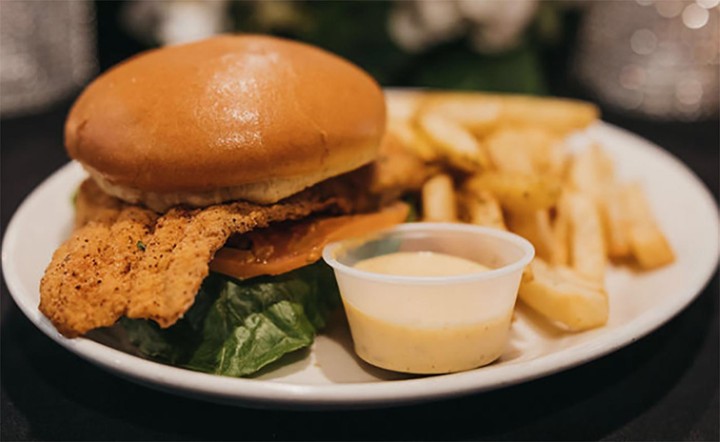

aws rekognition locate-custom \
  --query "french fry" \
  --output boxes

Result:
[500,95,600,134]
[568,144,614,197]
[385,91,438,162]
[422,174,457,222]
[386,90,422,121]
[550,193,570,266]
[388,119,438,162]
[370,131,438,195]
[466,172,562,212]
[546,141,571,179]
[602,184,632,258]
[506,210,555,261]
[567,144,631,259]
[485,127,562,175]
[622,183,675,269]
[519,259,609,331]
[417,112,490,172]
[417,92,599,134]
[484,129,536,174]
[522,263,534,283]
[417,95,501,136]
[459,186,506,230]
[566,192,607,282]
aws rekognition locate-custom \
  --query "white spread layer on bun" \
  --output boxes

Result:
[85,145,374,212]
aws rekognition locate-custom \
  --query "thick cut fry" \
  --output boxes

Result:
[567,144,630,259]
[506,210,555,261]
[546,140,571,179]
[417,96,501,135]
[388,119,438,162]
[567,193,607,282]
[622,183,675,269]
[422,174,457,222]
[485,127,562,175]
[602,184,632,258]
[519,259,608,331]
[550,193,570,266]
[485,129,535,174]
[466,172,561,212]
[386,90,422,121]
[418,113,490,172]
[416,92,599,134]
[500,96,600,134]
[522,263,534,283]
[459,187,506,230]
[386,91,438,162]
[369,131,438,197]
[569,144,614,197]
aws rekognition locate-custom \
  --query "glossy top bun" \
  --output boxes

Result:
[65,35,385,210]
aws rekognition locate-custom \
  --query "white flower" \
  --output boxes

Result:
[122,0,230,46]
[388,0,538,54]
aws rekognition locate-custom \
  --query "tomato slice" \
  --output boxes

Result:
[209,202,409,280]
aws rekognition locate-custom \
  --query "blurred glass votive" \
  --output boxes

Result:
[0,0,97,117]
[574,0,718,121]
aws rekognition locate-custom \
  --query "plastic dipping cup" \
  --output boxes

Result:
[322,223,535,374]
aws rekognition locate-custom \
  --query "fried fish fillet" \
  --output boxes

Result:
[40,177,362,337]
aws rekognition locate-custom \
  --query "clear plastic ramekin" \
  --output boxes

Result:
[322,222,535,374]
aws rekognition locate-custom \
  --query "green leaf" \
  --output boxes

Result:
[120,277,216,364]
[190,301,315,377]
[402,194,420,223]
[122,261,340,377]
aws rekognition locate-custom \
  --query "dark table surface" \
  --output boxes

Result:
[2,94,719,441]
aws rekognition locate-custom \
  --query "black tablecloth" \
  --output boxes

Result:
[1,95,718,440]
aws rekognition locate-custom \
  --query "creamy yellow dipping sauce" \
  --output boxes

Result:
[344,251,511,374]
[344,302,512,374]
[354,251,490,276]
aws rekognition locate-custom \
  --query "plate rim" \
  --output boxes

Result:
[3,121,719,409]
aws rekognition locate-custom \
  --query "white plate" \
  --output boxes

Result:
[3,122,718,409]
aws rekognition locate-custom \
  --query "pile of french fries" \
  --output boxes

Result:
[387,91,675,332]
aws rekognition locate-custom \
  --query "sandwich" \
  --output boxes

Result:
[39,35,421,376]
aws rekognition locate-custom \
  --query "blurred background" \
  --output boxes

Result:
[1,4,718,440]
[1,0,718,120]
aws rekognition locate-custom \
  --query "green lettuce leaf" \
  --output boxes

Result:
[120,261,340,377]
